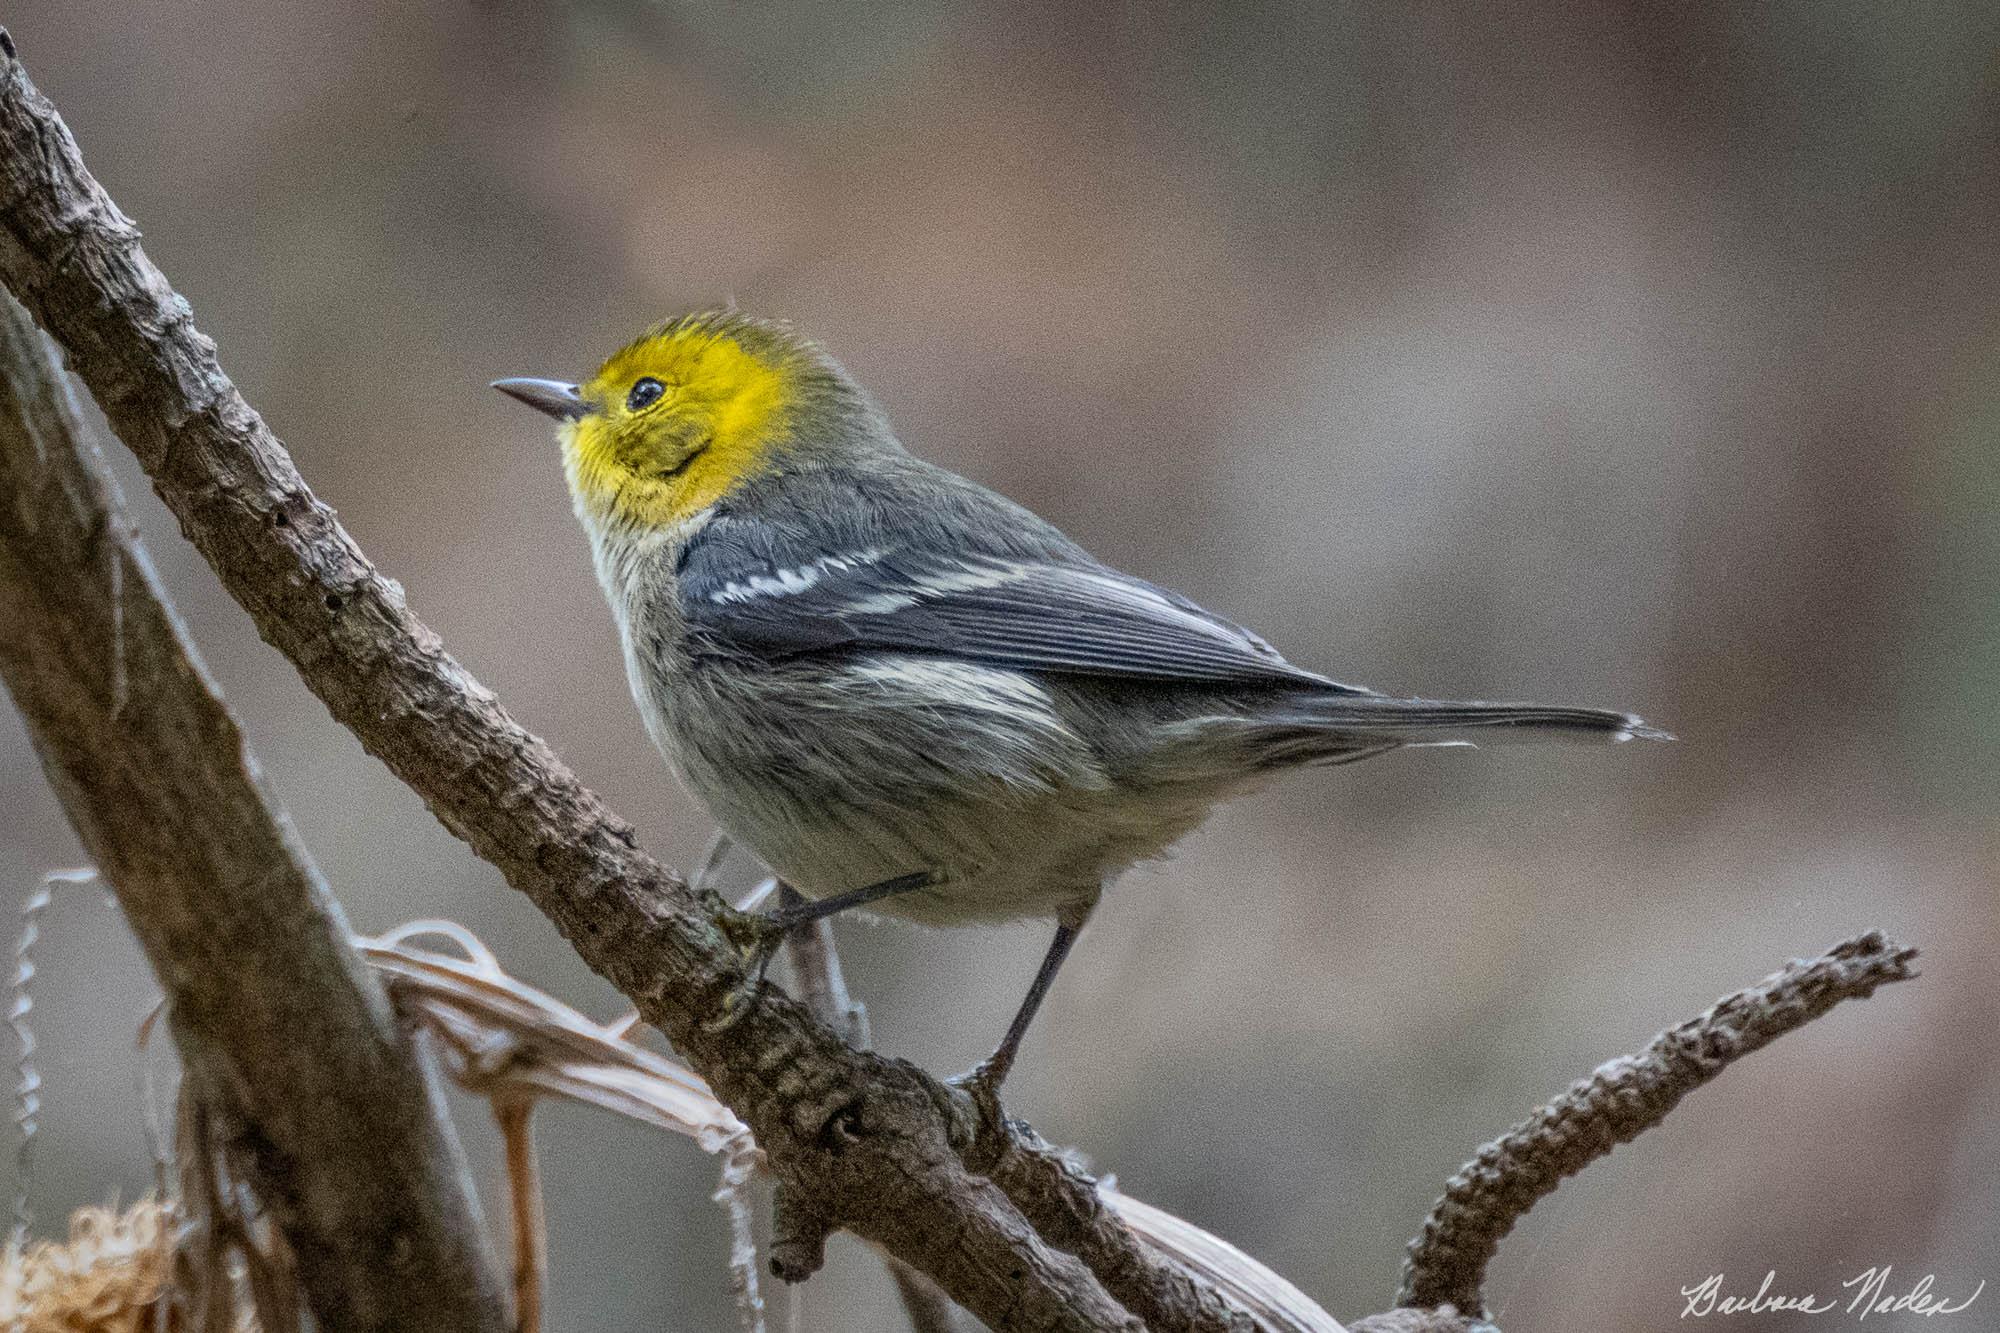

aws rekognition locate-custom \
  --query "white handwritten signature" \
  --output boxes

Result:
[1682,1269,1984,1320]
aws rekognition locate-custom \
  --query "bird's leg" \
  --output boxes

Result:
[952,905,1087,1105]
[722,870,938,985]
[689,829,737,897]
[769,870,938,932]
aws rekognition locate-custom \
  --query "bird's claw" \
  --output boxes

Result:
[946,1059,1010,1134]
[718,905,790,993]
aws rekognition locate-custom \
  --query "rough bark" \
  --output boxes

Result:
[0,288,508,1332]
[780,893,971,1333]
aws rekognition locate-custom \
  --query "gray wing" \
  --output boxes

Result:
[679,517,1364,692]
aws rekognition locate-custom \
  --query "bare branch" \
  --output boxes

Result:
[776,883,964,1333]
[1395,930,1918,1317]
[976,1122,1267,1333]
[364,922,1355,1333]
[0,286,506,1329]
[0,32,1198,1331]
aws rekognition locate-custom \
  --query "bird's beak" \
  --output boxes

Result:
[491,377,587,421]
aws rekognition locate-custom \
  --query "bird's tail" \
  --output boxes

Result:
[1287,693,1671,746]
[1217,691,1668,773]
[1141,689,1668,784]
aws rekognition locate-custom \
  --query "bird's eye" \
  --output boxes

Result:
[627,377,666,411]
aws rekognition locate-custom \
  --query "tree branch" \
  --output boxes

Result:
[0,287,508,1330]
[1393,930,1918,1318]
[0,32,1206,1331]
[364,919,1352,1333]
[779,884,968,1333]
[976,1124,1265,1332]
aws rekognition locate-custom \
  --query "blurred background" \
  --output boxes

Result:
[3,2,1997,1328]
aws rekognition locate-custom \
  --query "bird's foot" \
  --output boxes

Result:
[715,901,791,1014]
[946,1056,1013,1138]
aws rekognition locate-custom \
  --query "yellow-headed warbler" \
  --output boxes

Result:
[496,312,1666,1094]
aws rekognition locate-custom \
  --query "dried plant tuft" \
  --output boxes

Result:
[0,1197,230,1333]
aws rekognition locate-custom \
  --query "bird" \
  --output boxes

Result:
[495,310,1666,1097]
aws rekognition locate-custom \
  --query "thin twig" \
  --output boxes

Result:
[173,1092,239,1333]
[692,831,738,899]
[136,1002,175,1333]
[1395,930,1919,1316]
[777,884,869,1051]
[714,1139,768,1333]
[494,1098,547,1333]
[175,1080,310,1333]
[7,872,57,1256]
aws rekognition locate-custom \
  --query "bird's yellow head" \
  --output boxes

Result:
[497,312,857,531]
